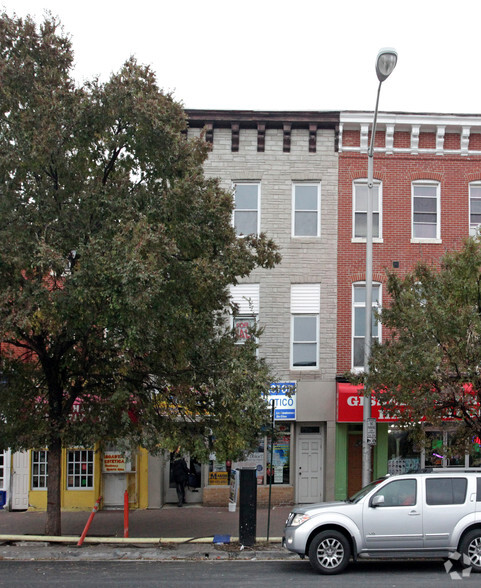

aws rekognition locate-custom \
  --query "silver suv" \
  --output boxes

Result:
[283,469,481,574]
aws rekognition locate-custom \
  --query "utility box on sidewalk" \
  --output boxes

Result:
[238,468,256,546]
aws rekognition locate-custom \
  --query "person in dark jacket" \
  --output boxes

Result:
[172,453,189,506]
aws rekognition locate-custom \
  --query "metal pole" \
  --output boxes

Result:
[362,82,382,488]
[266,402,275,542]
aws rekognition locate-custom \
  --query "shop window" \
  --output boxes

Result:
[31,450,48,490]
[209,424,292,486]
[67,449,94,489]
[387,427,420,474]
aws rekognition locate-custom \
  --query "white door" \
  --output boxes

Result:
[11,451,29,510]
[103,474,127,508]
[296,425,323,504]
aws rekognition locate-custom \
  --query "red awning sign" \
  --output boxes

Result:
[337,383,398,423]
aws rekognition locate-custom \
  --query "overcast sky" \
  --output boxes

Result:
[4,0,481,115]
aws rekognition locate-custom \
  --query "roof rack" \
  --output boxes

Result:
[419,467,481,473]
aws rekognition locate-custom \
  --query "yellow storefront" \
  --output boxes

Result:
[26,446,149,511]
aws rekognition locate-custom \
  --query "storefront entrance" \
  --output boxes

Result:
[163,452,203,504]
[296,425,323,503]
[101,447,136,509]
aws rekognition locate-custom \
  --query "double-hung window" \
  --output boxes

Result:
[353,180,381,240]
[291,284,320,369]
[292,183,320,237]
[0,451,4,490]
[470,182,481,236]
[229,284,259,346]
[233,183,260,236]
[67,449,94,489]
[31,450,48,490]
[412,182,440,241]
[352,282,381,370]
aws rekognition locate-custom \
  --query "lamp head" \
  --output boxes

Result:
[375,48,398,83]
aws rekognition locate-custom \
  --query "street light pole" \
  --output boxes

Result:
[362,48,398,488]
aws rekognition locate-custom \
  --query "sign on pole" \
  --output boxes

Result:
[367,417,377,446]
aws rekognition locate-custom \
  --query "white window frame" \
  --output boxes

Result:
[411,181,441,242]
[232,182,260,236]
[352,282,382,371]
[0,451,4,490]
[469,182,481,236]
[292,183,321,237]
[31,450,48,490]
[229,284,259,350]
[290,284,320,370]
[66,449,94,490]
[352,179,383,242]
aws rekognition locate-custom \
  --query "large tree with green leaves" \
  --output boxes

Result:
[364,237,481,456]
[0,13,280,535]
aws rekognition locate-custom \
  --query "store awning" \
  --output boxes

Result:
[337,382,398,423]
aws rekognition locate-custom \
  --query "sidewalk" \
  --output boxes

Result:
[0,505,296,562]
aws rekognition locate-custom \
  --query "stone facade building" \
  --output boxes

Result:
[186,110,340,504]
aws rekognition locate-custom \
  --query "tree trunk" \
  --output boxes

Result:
[45,438,62,536]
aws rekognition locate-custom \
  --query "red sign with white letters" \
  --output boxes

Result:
[337,383,398,423]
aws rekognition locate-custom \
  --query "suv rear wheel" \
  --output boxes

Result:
[460,530,481,573]
[308,530,351,574]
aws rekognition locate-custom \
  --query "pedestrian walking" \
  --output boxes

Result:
[172,452,189,507]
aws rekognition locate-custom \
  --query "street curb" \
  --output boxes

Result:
[0,534,283,545]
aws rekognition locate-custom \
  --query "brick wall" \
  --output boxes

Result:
[203,484,294,507]
[338,126,481,373]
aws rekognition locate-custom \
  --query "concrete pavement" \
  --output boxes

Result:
[0,505,297,561]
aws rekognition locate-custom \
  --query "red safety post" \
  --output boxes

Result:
[77,496,102,547]
[123,490,129,538]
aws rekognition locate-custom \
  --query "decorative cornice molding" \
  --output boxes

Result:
[340,112,481,156]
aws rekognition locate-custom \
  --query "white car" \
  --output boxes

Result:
[283,469,481,574]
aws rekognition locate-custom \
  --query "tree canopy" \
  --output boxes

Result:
[0,12,280,533]
[364,237,481,454]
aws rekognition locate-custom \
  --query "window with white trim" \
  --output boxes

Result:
[229,284,259,345]
[352,282,381,370]
[470,182,481,236]
[67,449,94,489]
[0,451,4,489]
[292,183,320,237]
[31,450,48,490]
[353,179,381,239]
[233,183,260,236]
[291,284,320,369]
[412,182,440,240]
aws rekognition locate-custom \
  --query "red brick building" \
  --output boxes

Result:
[335,112,481,497]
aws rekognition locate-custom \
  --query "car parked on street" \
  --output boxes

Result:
[283,469,481,574]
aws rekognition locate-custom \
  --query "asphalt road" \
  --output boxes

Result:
[0,559,479,587]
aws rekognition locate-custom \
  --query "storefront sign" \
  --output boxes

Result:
[337,383,398,423]
[267,382,296,420]
[103,451,133,473]
[209,471,229,485]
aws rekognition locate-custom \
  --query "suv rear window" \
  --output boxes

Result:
[426,478,467,505]
[477,477,481,502]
